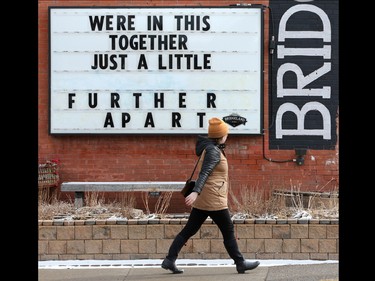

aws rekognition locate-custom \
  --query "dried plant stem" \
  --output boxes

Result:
[154,192,173,216]
[141,192,150,215]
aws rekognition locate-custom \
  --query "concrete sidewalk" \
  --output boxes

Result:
[38,260,339,281]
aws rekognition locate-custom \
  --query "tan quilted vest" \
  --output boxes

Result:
[192,149,229,211]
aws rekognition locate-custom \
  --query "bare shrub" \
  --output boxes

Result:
[229,184,279,218]
[140,191,173,217]
[141,192,150,215]
[119,192,137,218]
[38,180,338,220]
[154,191,173,217]
[228,185,255,215]
[268,179,339,219]
[38,187,59,204]
[38,200,75,220]
[228,180,339,219]
[84,191,105,207]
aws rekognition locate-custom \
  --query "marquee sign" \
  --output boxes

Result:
[49,6,263,134]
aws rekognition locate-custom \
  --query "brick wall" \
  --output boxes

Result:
[38,218,338,261]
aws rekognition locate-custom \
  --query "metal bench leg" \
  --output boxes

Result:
[75,192,84,208]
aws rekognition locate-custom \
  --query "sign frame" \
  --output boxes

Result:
[48,6,264,135]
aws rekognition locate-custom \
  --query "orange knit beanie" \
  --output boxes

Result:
[208,117,229,138]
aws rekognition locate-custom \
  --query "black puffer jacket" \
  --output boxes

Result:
[192,135,222,194]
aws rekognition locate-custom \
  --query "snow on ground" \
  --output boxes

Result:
[39,259,338,269]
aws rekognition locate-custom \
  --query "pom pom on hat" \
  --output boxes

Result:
[208,117,229,138]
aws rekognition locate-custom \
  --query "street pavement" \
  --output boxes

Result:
[38,259,339,281]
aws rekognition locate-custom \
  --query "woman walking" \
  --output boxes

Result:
[161,117,260,274]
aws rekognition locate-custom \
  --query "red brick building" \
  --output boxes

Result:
[38,0,339,213]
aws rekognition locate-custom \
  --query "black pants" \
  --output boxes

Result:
[179,207,236,242]
[165,207,244,263]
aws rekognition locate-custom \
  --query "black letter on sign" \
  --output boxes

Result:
[89,16,105,31]
[179,92,187,108]
[122,113,131,127]
[154,92,164,108]
[68,93,76,108]
[207,93,216,108]
[172,112,181,127]
[133,93,142,108]
[138,54,148,69]
[111,93,120,108]
[89,93,98,108]
[104,112,114,127]
[144,112,155,127]
[197,112,206,127]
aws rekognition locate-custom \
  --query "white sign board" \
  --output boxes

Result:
[49,7,263,134]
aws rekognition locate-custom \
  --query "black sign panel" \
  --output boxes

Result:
[269,0,338,150]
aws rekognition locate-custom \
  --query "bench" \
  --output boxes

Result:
[61,181,186,208]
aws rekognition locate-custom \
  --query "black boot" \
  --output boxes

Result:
[236,260,260,273]
[224,239,260,274]
[161,234,185,274]
[161,258,184,274]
